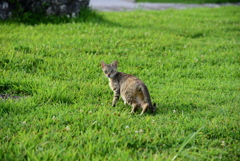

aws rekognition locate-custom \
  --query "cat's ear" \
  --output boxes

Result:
[112,61,118,68]
[101,61,106,68]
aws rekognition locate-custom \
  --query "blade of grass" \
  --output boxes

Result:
[172,126,204,161]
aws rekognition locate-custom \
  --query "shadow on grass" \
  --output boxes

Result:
[156,102,209,115]
[0,81,33,99]
[1,8,124,27]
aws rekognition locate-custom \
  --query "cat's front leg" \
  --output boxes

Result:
[112,88,120,107]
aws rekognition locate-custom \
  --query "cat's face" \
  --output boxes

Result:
[101,61,118,78]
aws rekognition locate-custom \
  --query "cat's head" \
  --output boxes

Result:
[101,61,118,78]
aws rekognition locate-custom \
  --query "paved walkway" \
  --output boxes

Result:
[89,0,240,11]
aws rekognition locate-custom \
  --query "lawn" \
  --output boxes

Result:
[0,6,239,160]
[136,0,240,3]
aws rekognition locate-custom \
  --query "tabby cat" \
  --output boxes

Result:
[101,61,156,115]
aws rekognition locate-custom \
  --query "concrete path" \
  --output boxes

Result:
[89,0,240,11]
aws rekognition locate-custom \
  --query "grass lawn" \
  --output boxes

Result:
[0,6,240,160]
[136,0,240,3]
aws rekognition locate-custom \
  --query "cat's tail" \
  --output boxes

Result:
[139,84,156,113]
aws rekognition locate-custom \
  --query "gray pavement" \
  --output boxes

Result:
[89,0,240,11]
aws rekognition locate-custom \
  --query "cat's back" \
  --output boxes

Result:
[117,72,144,89]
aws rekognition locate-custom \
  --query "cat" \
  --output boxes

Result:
[101,61,156,115]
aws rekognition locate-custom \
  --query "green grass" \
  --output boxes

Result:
[136,0,240,3]
[0,6,240,160]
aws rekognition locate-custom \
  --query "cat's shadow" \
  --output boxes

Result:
[124,102,203,116]
[155,102,205,115]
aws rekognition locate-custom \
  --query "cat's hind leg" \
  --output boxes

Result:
[140,103,149,115]
[121,95,127,105]
[130,103,138,114]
